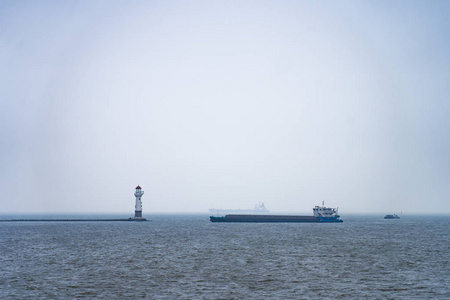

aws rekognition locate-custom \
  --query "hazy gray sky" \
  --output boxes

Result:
[1,1,449,214]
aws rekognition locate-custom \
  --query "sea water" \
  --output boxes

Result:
[0,215,449,299]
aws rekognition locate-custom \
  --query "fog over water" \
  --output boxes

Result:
[1,1,450,214]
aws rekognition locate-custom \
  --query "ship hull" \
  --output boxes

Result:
[210,214,343,223]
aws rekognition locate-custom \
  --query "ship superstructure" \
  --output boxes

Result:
[313,201,339,219]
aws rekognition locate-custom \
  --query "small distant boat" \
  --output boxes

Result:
[384,214,400,219]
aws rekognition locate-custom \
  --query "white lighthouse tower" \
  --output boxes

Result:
[134,185,144,219]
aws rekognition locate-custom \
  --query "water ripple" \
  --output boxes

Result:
[0,215,449,299]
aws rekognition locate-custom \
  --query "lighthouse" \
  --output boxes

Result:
[134,185,144,219]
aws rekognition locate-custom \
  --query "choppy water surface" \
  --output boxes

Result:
[1,215,449,299]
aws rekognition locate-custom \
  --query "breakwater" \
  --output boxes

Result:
[0,218,148,222]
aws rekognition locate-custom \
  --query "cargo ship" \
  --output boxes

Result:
[209,202,269,215]
[210,202,342,223]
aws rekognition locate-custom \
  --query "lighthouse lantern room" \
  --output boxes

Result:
[134,185,144,219]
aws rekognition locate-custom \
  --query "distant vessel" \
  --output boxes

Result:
[209,202,269,215]
[210,202,342,223]
[384,214,400,219]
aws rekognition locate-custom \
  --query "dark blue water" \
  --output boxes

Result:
[1,215,449,299]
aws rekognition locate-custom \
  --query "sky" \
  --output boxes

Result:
[1,0,449,214]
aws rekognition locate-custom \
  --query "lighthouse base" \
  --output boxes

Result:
[134,211,142,218]
[128,217,148,221]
